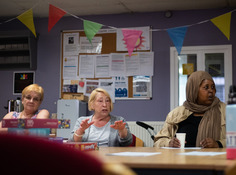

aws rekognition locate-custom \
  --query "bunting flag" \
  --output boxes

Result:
[122,29,143,57]
[48,4,67,32]
[167,26,188,55]
[211,12,232,40]
[4,2,234,45]
[17,9,36,37]
[83,20,102,43]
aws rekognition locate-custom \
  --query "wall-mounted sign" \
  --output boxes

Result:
[13,71,35,95]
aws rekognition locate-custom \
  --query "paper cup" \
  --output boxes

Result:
[176,133,186,148]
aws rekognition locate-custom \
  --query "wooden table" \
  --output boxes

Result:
[89,147,236,175]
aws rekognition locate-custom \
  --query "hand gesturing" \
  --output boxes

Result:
[110,120,126,131]
[78,118,94,134]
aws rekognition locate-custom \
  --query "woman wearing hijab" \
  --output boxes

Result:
[154,71,226,148]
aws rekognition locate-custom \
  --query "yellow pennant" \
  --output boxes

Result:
[211,12,232,40]
[17,9,36,37]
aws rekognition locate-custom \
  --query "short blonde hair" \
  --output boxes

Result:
[21,84,44,101]
[88,88,113,112]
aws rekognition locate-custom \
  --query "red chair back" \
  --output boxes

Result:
[129,134,136,147]
[0,133,103,174]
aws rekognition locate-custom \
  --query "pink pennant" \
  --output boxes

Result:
[122,29,143,57]
[48,4,66,32]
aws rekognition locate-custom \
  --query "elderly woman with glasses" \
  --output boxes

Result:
[0,84,50,132]
[68,88,133,147]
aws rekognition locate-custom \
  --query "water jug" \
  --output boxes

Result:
[226,85,236,159]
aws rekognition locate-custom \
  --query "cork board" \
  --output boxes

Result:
[60,29,152,100]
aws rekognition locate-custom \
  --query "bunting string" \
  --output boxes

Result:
[151,8,236,32]
[0,1,235,55]
[0,2,235,31]
[0,0,42,25]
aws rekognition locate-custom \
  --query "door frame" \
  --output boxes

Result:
[170,45,232,110]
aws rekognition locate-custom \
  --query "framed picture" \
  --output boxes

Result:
[13,71,35,95]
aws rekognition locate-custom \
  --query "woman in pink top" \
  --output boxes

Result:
[0,84,50,132]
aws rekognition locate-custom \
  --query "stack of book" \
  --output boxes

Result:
[2,119,59,137]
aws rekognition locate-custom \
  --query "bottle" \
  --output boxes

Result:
[226,85,236,159]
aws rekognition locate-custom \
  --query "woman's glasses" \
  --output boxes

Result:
[24,95,41,102]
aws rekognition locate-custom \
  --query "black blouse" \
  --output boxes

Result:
[176,114,202,147]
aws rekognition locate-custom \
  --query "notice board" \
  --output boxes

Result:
[60,27,153,101]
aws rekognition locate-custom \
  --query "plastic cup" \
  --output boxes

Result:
[176,133,186,148]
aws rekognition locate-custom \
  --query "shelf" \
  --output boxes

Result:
[62,93,88,102]
[0,30,37,70]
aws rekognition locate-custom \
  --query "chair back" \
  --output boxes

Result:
[0,133,103,174]
[129,134,144,147]
[0,133,136,175]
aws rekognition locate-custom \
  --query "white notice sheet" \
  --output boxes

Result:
[125,53,140,76]
[95,54,110,78]
[79,55,95,78]
[110,53,125,76]
[139,52,154,76]
[63,33,79,56]
[63,56,78,79]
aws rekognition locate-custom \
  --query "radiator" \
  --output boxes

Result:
[127,121,165,147]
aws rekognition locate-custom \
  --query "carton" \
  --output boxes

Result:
[64,142,98,151]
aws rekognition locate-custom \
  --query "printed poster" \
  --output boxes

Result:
[63,33,79,56]
[114,76,128,98]
[116,26,150,51]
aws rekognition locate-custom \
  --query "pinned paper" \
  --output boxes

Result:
[211,12,232,40]
[182,63,194,75]
[122,29,143,57]
[167,26,188,55]
[17,9,36,37]
[48,4,66,32]
[83,20,102,43]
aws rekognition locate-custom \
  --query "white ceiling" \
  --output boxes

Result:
[0,0,236,18]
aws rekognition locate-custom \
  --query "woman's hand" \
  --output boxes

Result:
[200,138,219,148]
[77,118,94,135]
[110,120,126,131]
[110,120,127,138]
[169,137,181,148]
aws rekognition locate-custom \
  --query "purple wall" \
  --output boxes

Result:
[0,9,235,121]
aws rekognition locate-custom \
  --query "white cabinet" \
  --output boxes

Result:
[57,99,87,139]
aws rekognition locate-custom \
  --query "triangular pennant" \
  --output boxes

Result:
[17,9,36,37]
[48,4,67,32]
[122,29,143,57]
[83,20,102,43]
[211,12,232,40]
[167,26,188,55]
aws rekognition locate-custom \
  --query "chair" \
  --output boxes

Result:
[0,133,136,175]
[129,134,144,147]
[135,136,144,147]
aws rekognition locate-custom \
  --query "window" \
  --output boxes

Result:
[170,45,232,110]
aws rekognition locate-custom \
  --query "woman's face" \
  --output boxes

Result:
[197,79,216,106]
[92,92,111,117]
[22,91,41,112]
